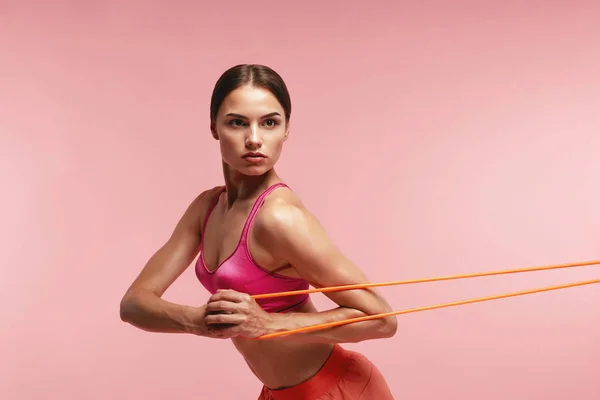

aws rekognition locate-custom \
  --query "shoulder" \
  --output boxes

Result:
[177,185,225,233]
[253,187,328,256]
[186,185,225,214]
[256,187,309,232]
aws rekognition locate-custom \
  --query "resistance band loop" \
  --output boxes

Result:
[253,260,600,340]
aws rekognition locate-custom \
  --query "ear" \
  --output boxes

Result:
[210,122,219,140]
[283,120,290,142]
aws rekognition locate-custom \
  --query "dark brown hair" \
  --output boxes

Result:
[209,64,292,123]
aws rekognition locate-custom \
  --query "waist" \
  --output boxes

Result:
[259,344,357,399]
[233,338,335,390]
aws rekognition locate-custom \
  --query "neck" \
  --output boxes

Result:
[221,161,281,207]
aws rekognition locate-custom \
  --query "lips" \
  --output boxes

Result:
[243,152,266,159]
[242,152,267,163]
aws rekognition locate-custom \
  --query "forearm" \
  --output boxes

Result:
[265,306,397,344]
[119,289,206,335]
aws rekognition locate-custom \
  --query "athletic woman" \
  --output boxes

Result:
[120,64,397,399]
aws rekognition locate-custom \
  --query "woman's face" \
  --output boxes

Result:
[211,84,289,176]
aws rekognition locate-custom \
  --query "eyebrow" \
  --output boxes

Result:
[224,112,281,119]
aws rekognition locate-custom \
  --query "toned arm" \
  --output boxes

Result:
[119,187,222,336]
[255,198,398,343]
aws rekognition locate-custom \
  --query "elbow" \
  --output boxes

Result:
[354,313,398,342]
[119,291,138,323]
[351,317,397,343]
[372,302,398,339]
[380,316,398,339]
[372,301,398,339]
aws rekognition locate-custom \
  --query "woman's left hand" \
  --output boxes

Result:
[204,289,274,339]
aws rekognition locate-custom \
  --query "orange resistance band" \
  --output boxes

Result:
[253,259,600,340]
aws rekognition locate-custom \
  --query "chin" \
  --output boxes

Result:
[242,166,271,176]
[227,162,271,176]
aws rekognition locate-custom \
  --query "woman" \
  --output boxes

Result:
[119,64,397,399]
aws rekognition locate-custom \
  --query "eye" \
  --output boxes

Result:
[263,118,278,127]
[228,119,246,127]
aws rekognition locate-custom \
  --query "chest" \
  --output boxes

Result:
[201,202,253,271]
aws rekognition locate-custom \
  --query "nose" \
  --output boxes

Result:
[245,124,262,149]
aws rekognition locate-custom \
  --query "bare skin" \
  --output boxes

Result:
[120,84,397,390]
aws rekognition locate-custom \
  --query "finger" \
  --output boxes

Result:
[208,292,244,304]
[209,290,250,303]
[204,313,245,325]
[206,300,238,314]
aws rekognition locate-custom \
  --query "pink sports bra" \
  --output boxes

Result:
[194,183,310,313]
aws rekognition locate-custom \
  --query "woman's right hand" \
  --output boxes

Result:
[189,305,241,339]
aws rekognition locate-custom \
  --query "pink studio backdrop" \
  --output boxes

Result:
[2,2,599,399]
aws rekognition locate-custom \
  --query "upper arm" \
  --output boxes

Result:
[255,200,393,315]
[123,187,220,298]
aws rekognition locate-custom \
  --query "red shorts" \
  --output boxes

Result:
[257,344,394,399]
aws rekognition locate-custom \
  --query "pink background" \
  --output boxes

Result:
[2,1,599,399]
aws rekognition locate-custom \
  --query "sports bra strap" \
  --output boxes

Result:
[241,182,289,244]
